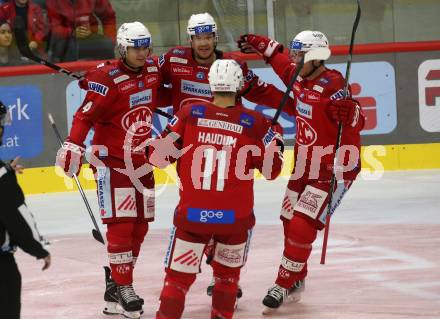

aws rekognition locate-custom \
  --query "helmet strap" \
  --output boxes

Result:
[303,60,324,79]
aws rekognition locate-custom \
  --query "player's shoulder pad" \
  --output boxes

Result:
[314,69,345,99]
[79,61,115,93]
[237,106,267,130]
[160,46,192,67]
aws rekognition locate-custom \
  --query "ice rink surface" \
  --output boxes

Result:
[17,170,440,318]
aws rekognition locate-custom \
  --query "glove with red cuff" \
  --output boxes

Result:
[55,141,85,177]
[237,34,283,59]
[327,98,361,127]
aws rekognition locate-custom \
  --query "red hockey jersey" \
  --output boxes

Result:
[68,58,166,167]
[153,101,283,234]
[267,53,364,180]
[158,46,294,113]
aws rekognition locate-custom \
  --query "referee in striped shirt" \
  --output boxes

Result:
[0,101,51,319]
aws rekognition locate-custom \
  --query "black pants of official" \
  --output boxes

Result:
[0,254,21,319]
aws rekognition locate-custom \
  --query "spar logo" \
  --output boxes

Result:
[418,59,440,132]
[121,106,152,136]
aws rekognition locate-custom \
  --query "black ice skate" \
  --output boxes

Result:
[116,284,143,319]
[206,278,243,299]
[262,284,289,314]
[102,266,144,317]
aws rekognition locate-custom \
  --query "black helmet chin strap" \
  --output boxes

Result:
[303,60,323,78]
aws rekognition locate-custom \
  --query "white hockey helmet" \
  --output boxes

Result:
[117,21,152,56]
[208,59,244,93]
[289,30,331,62]
[187,12,217,36]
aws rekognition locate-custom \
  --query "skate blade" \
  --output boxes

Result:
[262,306,277,315]
[116,304,141,319]
[103,301,122,315]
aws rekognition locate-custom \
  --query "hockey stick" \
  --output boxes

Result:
[48,113,105,245]
[320,0,361,265]
[13,17,172,120]
[271,55,304,124]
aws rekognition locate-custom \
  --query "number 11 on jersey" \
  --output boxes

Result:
[201,148,227,192]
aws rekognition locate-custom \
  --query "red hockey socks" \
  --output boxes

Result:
[211,261,240,319]
[276,215,317,288]
[156,269,196,319]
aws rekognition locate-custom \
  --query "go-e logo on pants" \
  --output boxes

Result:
[187,208,235,224]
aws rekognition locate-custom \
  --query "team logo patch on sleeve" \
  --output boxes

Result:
[239,113,255,128]
[330,89,345,101]
[88,81,109,96]
[263,127,278,147]
[245,69,254,82]
[169,115,179,126]
[190,105,206,117]
[158,54,165,67]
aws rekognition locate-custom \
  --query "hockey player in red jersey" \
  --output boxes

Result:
[158,11,295,298]
[238,31,365,311]
[55,22,165,318]
[148,59,284,319]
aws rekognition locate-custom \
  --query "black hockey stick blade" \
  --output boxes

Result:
[13,16,82,79]
[92,229,105,244]
[272,55,304,124]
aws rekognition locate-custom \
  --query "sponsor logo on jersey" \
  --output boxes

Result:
[187,208,235,224]
[138,81,144,89]
[182,80,212,97]
[169,115,179,126]
[198,131,237,147]
[147,66,158,73]
[245,69,254,82]
[319,77,330,85]
[216,112,228,117]
[239,113,254,128]
[108,68,121,77]
[145,75,158,85]
[118,80,136,93]
[196,71,205,80]
[170,57,188,64]
[114,188,137,218]
[190,104,206,117]
[330,89,345,101]
[88,81,109,96]
[197,118,243,134]
[313,84,324,93]
[296,117,317,146]
[97,62,105,68]
[121,106,153,136]
[97,167,111,219]
[296,100,312,119]
[293,83,301,93]
[172,48,185,55]
[262,127,278,147]
[129,89,152,108]
[172,65,193,75]
[146,58,154,64]
[158,54,165,67]
[306,91,321,102]
[113,74,130,84]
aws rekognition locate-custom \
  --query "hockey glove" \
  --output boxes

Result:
[56,141,85,177]
[237,34,283,58]
[327,98,361,127]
